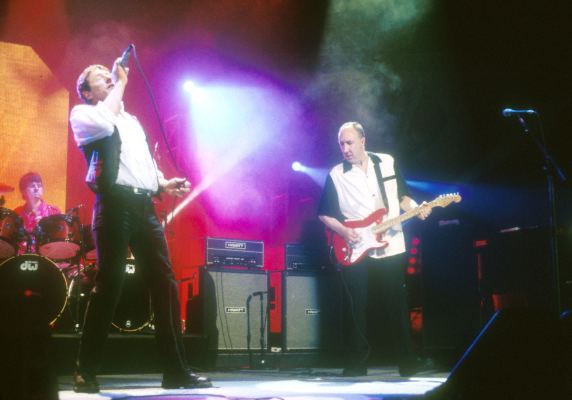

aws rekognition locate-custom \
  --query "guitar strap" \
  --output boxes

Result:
[369,153,392,214]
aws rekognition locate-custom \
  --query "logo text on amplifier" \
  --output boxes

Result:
[225,241,247,250]
[305,309,320,315]
[225,306,246,314]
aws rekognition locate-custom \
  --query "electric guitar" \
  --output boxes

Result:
[330,193,462,267]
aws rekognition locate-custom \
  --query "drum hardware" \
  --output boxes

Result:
[67,222,95,334]
[56,260,95,333]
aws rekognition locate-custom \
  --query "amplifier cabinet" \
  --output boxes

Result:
[282,271,342,351]
[201,267,268,351]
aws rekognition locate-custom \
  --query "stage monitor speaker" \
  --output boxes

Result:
[425,308,569,400]
[201,267,268,351]
[283,271,342,351]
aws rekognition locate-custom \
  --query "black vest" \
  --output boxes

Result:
[80,128,122,194]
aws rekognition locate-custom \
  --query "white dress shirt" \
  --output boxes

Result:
[70,101,162,192]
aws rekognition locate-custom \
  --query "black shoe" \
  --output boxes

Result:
[162,371,212,389]
[73,372,100,393]
[342,366,368,377]
[398,357,437,377]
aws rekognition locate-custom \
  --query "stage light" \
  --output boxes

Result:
[291,161,304,172]
[183,80,196,93]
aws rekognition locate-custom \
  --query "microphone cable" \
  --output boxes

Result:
[128,44,186,179]
[126,44,192,231]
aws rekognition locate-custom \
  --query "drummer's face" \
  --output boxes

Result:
[23,181,43,202]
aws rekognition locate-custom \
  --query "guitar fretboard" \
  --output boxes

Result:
[371,196,459,234]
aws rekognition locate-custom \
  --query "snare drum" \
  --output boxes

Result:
[112,259,153,332]
[0,208,23,259]
[0,254,68,324]
[37,214,82,260]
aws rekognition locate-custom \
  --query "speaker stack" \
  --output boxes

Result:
[282,270,342,352]
[200,267,269,352]
[186,240,343,368]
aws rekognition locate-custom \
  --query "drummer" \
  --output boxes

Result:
[13,172,60,252]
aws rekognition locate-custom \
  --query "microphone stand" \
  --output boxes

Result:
[246,294,253,368]
[246,291,268,369]
[516,114,566,316]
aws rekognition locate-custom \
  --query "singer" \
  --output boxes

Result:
[69,56,210,392]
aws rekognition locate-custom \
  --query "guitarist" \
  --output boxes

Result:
[318,121,431,377]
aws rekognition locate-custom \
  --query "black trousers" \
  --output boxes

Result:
[340,253,412,368]
[77,187,187,376]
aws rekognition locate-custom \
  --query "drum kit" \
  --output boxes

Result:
[0,182,152,333]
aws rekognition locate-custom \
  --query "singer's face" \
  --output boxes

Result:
[338,127,366,165]
[85,67,114,103]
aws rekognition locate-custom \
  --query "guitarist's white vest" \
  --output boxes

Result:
[329,152,405,259]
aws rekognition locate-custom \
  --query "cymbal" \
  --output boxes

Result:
[0,183,14,193]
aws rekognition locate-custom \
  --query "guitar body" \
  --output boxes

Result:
[331,208,389,267]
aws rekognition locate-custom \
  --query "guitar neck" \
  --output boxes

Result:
[369,194,459,235]
[372,206,424,234]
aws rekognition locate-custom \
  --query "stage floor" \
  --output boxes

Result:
[57,368,448,399]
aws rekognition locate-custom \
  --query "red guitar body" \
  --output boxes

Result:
[330,208,389,267]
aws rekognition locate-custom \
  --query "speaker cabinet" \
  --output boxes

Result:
[426,308,569,400]
[201,267,268,351]
[283,271,342,351]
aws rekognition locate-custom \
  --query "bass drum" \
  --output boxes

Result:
[0,254,67,324]
[112,259,153,332]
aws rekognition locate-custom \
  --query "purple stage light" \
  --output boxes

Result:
[291,161,303,172]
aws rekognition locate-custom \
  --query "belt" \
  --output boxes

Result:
[113,184,156,197]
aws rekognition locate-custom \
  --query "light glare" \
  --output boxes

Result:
[292,161,303,172]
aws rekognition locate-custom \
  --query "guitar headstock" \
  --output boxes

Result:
[432,193,462,208]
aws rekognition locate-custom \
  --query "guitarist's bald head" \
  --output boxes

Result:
[338,122,365,138]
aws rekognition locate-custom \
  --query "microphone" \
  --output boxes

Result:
[502,108,537,117]
[119,44,134,68]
